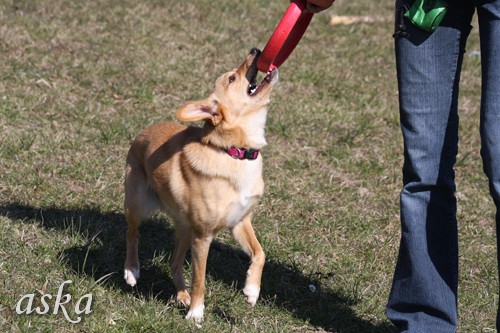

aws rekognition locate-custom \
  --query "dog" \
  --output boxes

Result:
[123,48,278,321]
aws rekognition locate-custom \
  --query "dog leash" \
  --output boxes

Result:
[257,0,315,73]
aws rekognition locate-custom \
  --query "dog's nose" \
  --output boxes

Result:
[250,47,261,56]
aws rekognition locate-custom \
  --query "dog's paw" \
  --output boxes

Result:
[124,267,140,287]
[176,290,191,307]
[185,305,204,327]
[243,285,260,306]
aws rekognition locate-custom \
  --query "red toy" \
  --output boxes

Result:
[257,0,314,73]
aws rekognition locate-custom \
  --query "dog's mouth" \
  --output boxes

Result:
[246,49,278,97]
[247,69,278,97]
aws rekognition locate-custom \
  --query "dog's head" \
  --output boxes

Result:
[176,48,279,149]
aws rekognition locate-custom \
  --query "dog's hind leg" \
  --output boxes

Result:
[231,213,265,306]
[123,162,159,287]
[170,221,192,307]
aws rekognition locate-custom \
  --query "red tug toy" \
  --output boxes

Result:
[257,0,315,73]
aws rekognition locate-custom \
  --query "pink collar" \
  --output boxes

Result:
[225,147,260,160]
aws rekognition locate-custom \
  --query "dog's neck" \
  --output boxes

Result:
[200,125,263,161]
[200,114,267,152]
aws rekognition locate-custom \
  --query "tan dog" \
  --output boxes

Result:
[123,48,278,321]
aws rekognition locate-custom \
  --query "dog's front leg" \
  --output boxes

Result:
[231,213,265,306]
[185,233,213,322]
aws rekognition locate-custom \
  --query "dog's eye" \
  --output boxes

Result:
[229,75,236,84]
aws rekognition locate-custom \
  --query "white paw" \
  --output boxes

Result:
[186,305,204,327]
[124,267,140,287]
[243,285,260,306]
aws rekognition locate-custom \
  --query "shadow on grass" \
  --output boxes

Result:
[0,203,395,333]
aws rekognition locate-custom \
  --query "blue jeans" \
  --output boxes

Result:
[387,0,500,332]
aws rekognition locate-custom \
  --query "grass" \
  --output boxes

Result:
[0,0,496,331]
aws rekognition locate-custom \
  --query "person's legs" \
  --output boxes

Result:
[476,0,500,329]
[387,2,475,332]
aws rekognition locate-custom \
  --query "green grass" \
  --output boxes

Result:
[0,0,495,332]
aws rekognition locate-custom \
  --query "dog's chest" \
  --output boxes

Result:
[225,171,262,227]
[182,147,264,227]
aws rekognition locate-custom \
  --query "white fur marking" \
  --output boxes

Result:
[241,107,268,148]
[225,158,262,227]
[243,284,260,306]
[124,268,140,287]
[186,305,204,324]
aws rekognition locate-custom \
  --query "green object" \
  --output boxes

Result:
[404,0,449,32]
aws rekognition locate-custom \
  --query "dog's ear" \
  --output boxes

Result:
[176,99,222,125]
